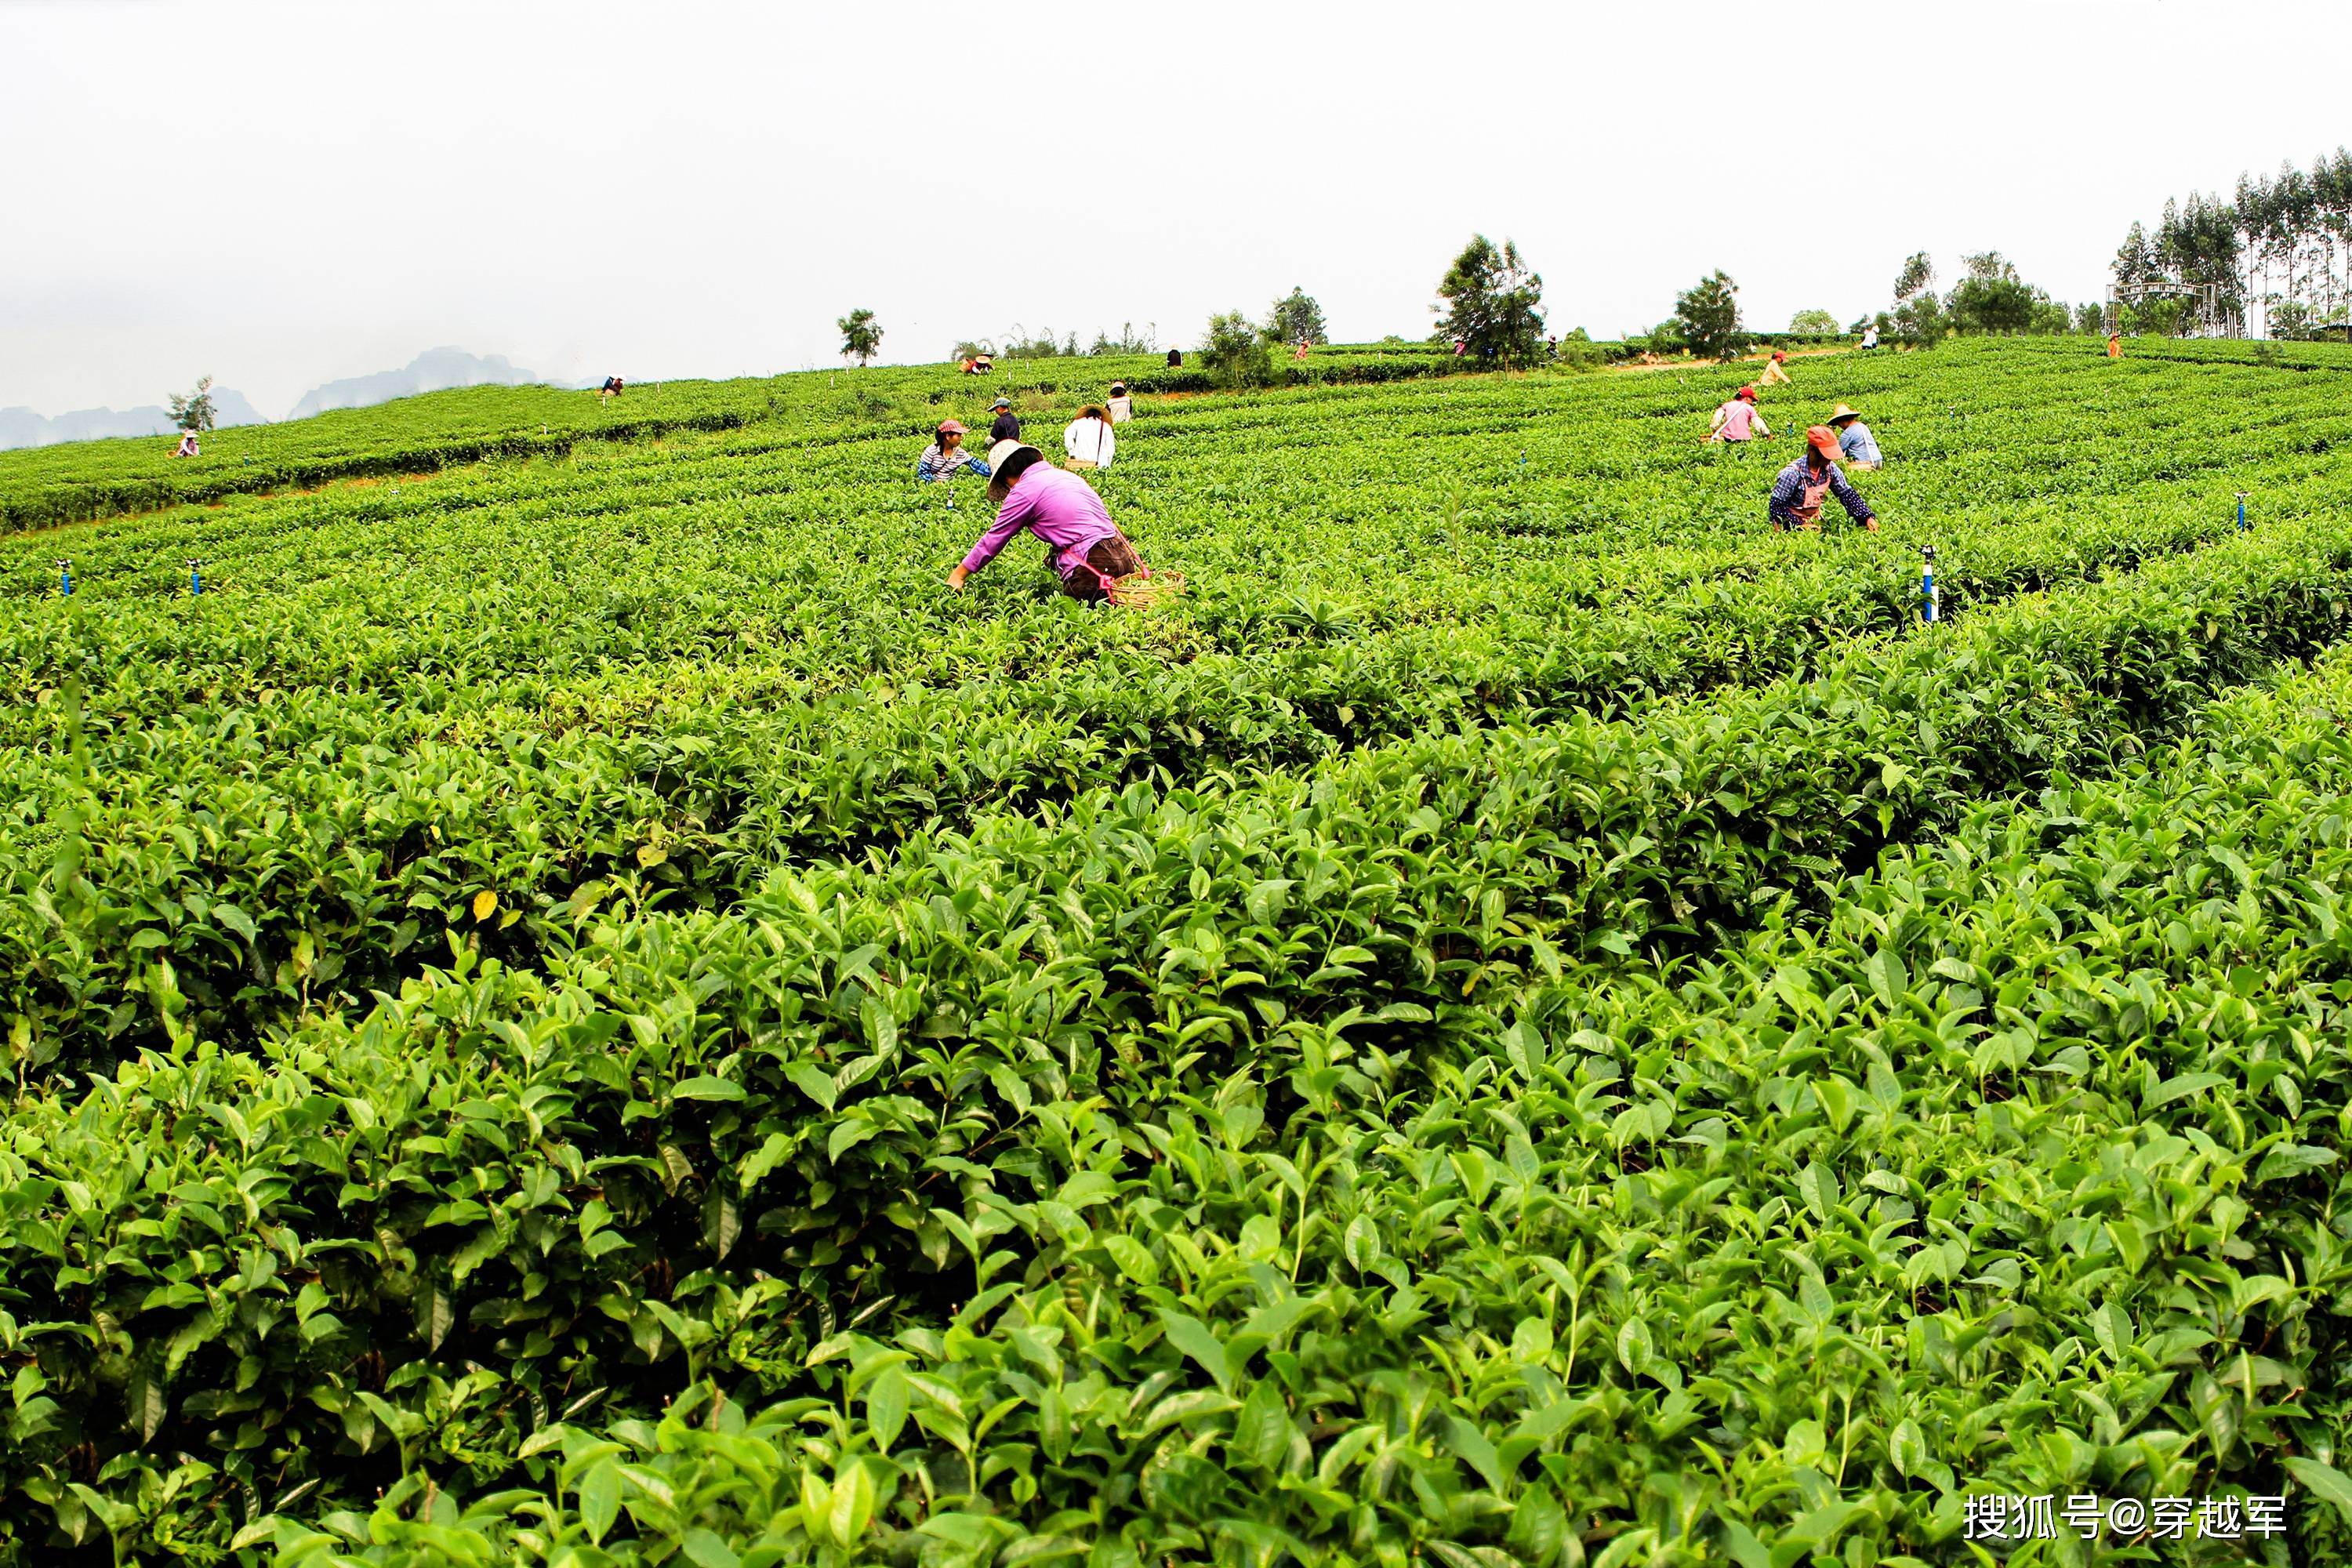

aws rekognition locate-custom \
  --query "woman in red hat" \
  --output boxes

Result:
[1768,426,1878,532]
[916,419,992,484]
[1709,384,1772,442]
[1759,349,1793,387]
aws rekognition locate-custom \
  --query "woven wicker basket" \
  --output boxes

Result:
[1106,569,1185,608]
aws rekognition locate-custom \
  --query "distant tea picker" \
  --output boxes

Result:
[169,430,200,459]
[948,440,1176,605]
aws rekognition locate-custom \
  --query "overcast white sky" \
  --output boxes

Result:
[5,0,2348,419]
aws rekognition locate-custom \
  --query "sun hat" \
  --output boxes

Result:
[985,440,1044,502]
[1735,385,1756,401]
[1828,403,1861,424]
[985,438,1043,493]
[1773,350,1788,361]
[991,395,1012,409]
[1806,425,1842,459]
[936,419,967,436]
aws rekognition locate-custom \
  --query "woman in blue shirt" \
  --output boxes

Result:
[1828,404,1882,470]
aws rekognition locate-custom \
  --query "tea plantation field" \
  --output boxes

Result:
[5,338,2352,1566]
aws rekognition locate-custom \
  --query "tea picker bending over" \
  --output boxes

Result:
[1709,385,1770,442]
[1769,426,1879,532]
[948,440,1157,604]
[1828,403,1882,469]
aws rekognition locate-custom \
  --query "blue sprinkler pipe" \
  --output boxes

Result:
[2237,490,2250,532]
[1920,544,1939,624]
[56,559,71,597]
[188,559,204,597]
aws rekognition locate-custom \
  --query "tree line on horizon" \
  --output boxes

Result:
[2115,149,2352,338]
[829,234,2126,379]
[832,239,1559,385]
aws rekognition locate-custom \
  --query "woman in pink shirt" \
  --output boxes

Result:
[1708,385,1770,443]
[947,440,1153,604]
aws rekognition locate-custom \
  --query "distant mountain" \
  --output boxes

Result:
[283,347,569,422]
[0,387,269,451]
[0,348,579,452]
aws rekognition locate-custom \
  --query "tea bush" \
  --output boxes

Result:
[5,338,2352,1563]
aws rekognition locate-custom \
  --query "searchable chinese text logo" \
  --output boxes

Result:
[1963,1494,2285,1543]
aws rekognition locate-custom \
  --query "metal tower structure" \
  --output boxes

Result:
[2104,280,2243,339]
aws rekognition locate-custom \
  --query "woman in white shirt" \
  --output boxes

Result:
[1062,405,1117,470]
